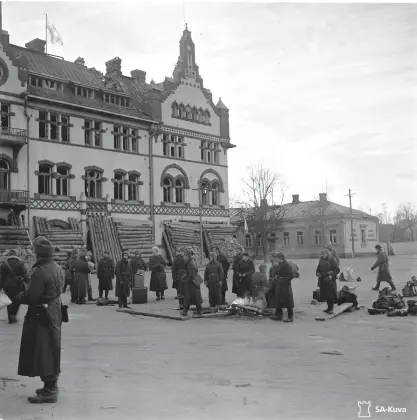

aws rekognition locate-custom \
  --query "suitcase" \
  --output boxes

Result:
[132,287,148,304]
[134,272,145,288]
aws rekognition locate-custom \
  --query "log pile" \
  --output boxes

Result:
[0,227,31,250]
[164,221,202,262]
[114,220,154,259]
[87,214,121,265]
[204,224,238,251]
[33,217,84,269]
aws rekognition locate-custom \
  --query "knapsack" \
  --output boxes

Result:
[288,261,300,278]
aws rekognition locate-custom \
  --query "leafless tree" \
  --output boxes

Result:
[238,163,287,262]
[396,202,417,241]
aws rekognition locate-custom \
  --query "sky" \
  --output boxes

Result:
[3,1,416,217]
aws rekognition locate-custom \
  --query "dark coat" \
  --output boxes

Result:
[0,256,29,300]
[183,257,203,307]
[149,255,168,293]
[371,250,392,283]
[130,257,147,275]
[172,255,187,289]
[65,255,77,284]
[72,256,90,300]
[217,252,230,292]
[316,257,340,302]
[251,272,268,299]
[234,258,255,298]
[16,257,63,378]
[115,259,133,298]
[204,260,224,286]
[232,255,242,295]
[270,260,294,309]
[97,256,115,291]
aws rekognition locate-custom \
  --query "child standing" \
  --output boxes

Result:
[250,264,268,307]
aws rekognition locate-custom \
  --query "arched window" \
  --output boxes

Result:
[198,108,204,123]
[128,173,140,201]
[185,105,192,120]
[172,102,179,118]
[38,164,52,195]
[113,172,124,200]
[175,178,184,203]
[85,170,102,199]
[179,104,186,119]
[245,234,252,248]
[211,181,219,206]
[204,110,211,124]
[201,181,209,205]
[0,159,10,190]
[163,177,172,203]
[192,106,198,121]
[56,166,70,196]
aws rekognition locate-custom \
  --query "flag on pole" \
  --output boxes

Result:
[244,217,248,234]
[47,19,63,46]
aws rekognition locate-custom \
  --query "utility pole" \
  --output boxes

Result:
[345,189,356,258]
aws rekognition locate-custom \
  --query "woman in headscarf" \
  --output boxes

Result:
[316,248,340,314]
[148,246,168,301]
[115,251,133,308]
[181,248,203,317]
[71,252,90,304]
[204,251,224,309]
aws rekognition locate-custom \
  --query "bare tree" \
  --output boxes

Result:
[238,163,287,262]
[396,202,417,241]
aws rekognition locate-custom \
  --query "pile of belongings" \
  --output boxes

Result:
[96,297,119,306]
[219,236,243,263]
[368,287,406,316]
[337,285,359,310]
[339,266,361,282]
[227,296,271,318]
[402,276,417,298]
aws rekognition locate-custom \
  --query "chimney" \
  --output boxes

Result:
[319,193,327,202]
[105,57,122,76]
[131,69,146,83]
[25,38,46,53]
[1,30,9,45]
[74,57,85,66]
[292,194,300,204]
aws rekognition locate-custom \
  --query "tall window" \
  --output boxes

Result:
[201,141,206,161]
[128,174,140,201]
[211,181,219,206]
[201,182,209,205]
[185,105,192,120]
[38,164,52,195]
[122,127,129,151]
[163,177,172,203]
[213,143,219,163]
[39,111,49,139]
[131,129,139,153]
[315,230,322,245]
[204,110,210,124]
[84,120,102,147]
[179,104,186,119]
[198,108,204,123]
[84,170,103,198]
[38,111,70,141]
[114,126,120,149]
[297,231,304,246]
[50,113,58,140]
[162,134,184,158]
[61,116,70,142]
[245,234,252,248]
[330,229,337,245]
[172,102,179,118]
[361,228,366,244]
[0,159,10,190]
[1,104,10,130]
[113,125,140,152]
[113,172,124,200]
[283,232,290,246]
[175,179,184,203]
[56,166,70,196]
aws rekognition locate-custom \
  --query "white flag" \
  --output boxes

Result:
[244,218,248,233]
[47,20,63,46]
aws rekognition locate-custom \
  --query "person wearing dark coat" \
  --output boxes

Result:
[235,252,255,298]
[115,252,133,308]
[232,248,243,296]
[269,251,295,322]
[71,254,90,304]
[204,251,224,308]
[63,249,77,293]
[181,248,203,317]
[325,243,340,268]
[97,251,115,299]
[130,251,147,275]
[14,236,64,404]
[250,264,268,307]
[213,245,230,304]
[0,249,30,323]
[371,244,396,291]
[316,249,340,314]
[172,248,186,307]
[149,246,168,301]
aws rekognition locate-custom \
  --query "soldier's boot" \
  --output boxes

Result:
[30,382,58,403]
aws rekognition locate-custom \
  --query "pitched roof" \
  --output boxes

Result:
[7,44,155,121]
[216,97,228,110]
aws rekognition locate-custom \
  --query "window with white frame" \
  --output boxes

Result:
[75,86,94,99]
[38,164,53,195]
[211,181,219,206]
[0,103,11,130]
[113,172,124,200]
[361,228,366,244]
[245,234,252,248]
[0,159,10,190]
[162,134,184,158]
[163,177,172,203]
[128,173,140,201]
[114,125,140,152]
[56,166,70,196]
[330,229,337,244]
[175,179,184,203]
[38,111,71,142]
[315,230,322,245]
[297,231,304,245]
[283,232,290,246]
[84,170,103,198]
[84,120,102,147]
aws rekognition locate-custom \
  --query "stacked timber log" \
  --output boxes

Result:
[0,226,31,250]
[204,224,238,251]
[115,220,154,259]
[33,217,84,269]
[87,214,121,265]
[164,221,202,263]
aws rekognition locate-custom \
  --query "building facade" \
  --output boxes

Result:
[0,23,233,252]
[231,193,380,259]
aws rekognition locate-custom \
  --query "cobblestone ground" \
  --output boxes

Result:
[1,250,416,420]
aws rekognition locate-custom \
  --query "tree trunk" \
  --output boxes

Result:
[262,236,269,262]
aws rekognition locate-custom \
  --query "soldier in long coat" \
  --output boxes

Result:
[269,251,295,322]
[172,248,186,307]
[63,249,77,293]
[316,249,340,314]
[15,236,64,404]
[71,254,90,304]
[97,251,115,299]
[371,244,396,291]
[130,251,147,275]
[181,248,203,317]
[325,243,340,267]
[204,251,224,308]
[149,246,168,301]
[250,264,269,307]
[0,249,29,323]
[235,252,255,298]
[115,252,133,308]
[213,245,230,304]
[232,248,243,296]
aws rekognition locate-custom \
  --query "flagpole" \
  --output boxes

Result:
[45,13,48,54]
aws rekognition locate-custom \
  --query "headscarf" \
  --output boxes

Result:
[152,246,160,255]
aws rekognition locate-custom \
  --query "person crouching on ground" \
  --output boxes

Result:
[115,252,133,308]
[371,244,396,291]
[204,251,224,310]
[71,253,90,305]
[172,248,186,308]
[14,236,64,404]
[0,249,29,324]
[97,251,115,299]
[235,252,255,298]
[316,249,340,314]
[213,245,230,305]
[149,246,168,301]
[181,248,203,317]
[250,264,268,307]
[269,251,295,322]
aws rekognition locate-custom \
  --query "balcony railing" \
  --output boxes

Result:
[0,189,29,205]
[0,127,27,145]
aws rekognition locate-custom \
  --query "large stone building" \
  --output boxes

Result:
[231,193,380,259]
[0,19,235,264]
